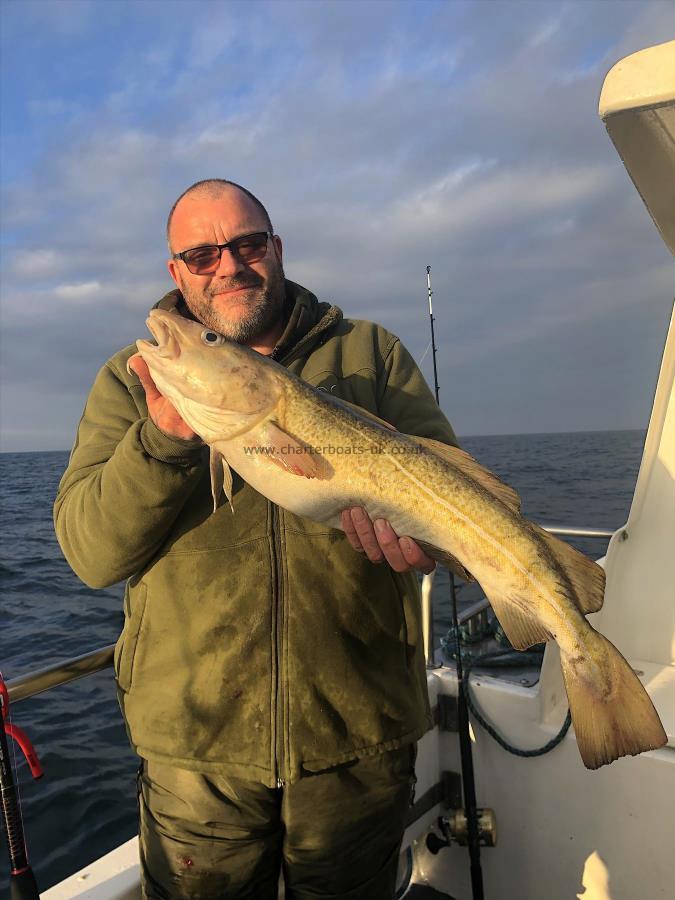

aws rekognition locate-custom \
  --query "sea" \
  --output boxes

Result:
[0,429,646,892]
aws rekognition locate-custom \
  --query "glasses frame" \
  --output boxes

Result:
[172,230,274,275]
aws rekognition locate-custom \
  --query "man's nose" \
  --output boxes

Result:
[213,247,244,277]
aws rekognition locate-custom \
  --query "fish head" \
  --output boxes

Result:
[134,309,282,439]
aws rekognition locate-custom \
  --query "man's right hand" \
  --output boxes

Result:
[128,355,200,442]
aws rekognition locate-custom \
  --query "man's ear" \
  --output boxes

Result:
[272,234,283,264]
[167,258,181,287]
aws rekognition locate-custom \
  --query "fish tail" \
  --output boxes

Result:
[560,628,667,769]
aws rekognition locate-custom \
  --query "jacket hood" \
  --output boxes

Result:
[153,279,343,364]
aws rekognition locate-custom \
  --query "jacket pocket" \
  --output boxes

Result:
[392,571,422,669]
[115,581,148,692]
[388,570,411,668]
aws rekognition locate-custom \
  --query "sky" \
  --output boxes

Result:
[1,0,674,452]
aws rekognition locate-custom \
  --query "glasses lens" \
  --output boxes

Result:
[232,232,269,263]
[180,233,269,274]
[183,246,221,274]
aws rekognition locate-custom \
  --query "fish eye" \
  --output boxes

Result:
[201,329,225,346]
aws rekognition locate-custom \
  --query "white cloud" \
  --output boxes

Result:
[530,16,564,49]
[388,163,614,239]
[10,249,65,279]
[185,15,237,68]
[52,281,103,301]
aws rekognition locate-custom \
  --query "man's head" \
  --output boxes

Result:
[167,179,286,346]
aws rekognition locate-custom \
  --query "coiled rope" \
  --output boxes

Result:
[442,627,572,757]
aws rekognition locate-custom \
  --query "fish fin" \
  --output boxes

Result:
[415,540,476,583]
[326,396,398,431]
[210,447,224,513]
[529,523,606,613]
[209,447,234,513]
[262,421,330,479]
[485,591,550,649]
[221,456,234,514]
[413,439,521,514]
[560,629,667,769]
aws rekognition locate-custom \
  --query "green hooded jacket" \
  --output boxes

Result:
[54,280,458,787]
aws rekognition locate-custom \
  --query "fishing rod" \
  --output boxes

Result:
[0,676,42,900]
[425,266,484,900]
[426,267,441,402]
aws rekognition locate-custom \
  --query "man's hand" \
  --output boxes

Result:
[340,507,436,574]
[128,355,200,442]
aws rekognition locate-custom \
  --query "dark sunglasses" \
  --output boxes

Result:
[172,230,273,275]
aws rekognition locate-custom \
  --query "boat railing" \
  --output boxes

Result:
[422,525,615,666]
[6,526,616,703]
[6,644,115,704]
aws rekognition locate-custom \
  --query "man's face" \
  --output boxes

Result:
[167,187,285,345]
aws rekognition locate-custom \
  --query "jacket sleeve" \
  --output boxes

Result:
[376,335,459,447]
[53,357,206,589]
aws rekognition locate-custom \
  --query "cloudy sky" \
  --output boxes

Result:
[1,0,673,451]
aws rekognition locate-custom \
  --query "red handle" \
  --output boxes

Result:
[0,676,43,779]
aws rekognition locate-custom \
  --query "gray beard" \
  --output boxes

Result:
[180,266,286,344]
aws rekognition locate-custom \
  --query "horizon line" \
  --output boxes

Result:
[0,425,646,454]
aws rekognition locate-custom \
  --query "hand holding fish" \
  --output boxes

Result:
[128,355,200,442]
[341,508,436,573]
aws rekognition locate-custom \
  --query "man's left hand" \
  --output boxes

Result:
[340,508,436,574]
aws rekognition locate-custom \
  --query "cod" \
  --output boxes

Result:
[131,308,667,770]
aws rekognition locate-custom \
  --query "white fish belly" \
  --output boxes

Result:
[216,440,353,525]
[220,434,481,559]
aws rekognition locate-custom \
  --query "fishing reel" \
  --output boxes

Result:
[426,808,497,853]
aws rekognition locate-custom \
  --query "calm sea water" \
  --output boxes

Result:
[0,430,645,891]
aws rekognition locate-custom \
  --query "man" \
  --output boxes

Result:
[54,179,458,899]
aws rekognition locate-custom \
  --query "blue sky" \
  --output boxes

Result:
[1,0,674,451]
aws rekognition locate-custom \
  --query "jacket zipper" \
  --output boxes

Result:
[270,502,285,788]
[270,328,338,787]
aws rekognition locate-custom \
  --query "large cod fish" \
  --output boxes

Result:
[131,309,667,770]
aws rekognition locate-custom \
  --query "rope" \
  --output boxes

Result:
[442,632,572,757]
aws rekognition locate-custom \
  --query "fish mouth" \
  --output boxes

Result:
[140,311,181,360]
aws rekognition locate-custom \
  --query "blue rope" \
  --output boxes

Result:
[442,634,572,758]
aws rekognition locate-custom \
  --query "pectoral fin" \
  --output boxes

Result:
[210,446,234,514]
[261,421,330,479]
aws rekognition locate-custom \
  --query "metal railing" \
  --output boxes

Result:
[422,524,616,666]
[6,645,115,705]
[537,525,614,539]
[5,526,617,702]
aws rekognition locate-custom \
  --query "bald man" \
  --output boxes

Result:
[55,180,458,899]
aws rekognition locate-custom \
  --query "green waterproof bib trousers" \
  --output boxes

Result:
[138,744,417,899]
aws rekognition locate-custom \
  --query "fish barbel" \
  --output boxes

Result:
[131,309,667,769]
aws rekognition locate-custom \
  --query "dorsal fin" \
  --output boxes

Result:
[529,522,606,614]
[413,438,521,514]
[325,395,520,514]
[326,395,398,431]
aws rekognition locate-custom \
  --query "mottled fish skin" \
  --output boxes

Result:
[133,310,667,770]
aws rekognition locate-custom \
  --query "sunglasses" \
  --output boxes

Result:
[172,231,273,275]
